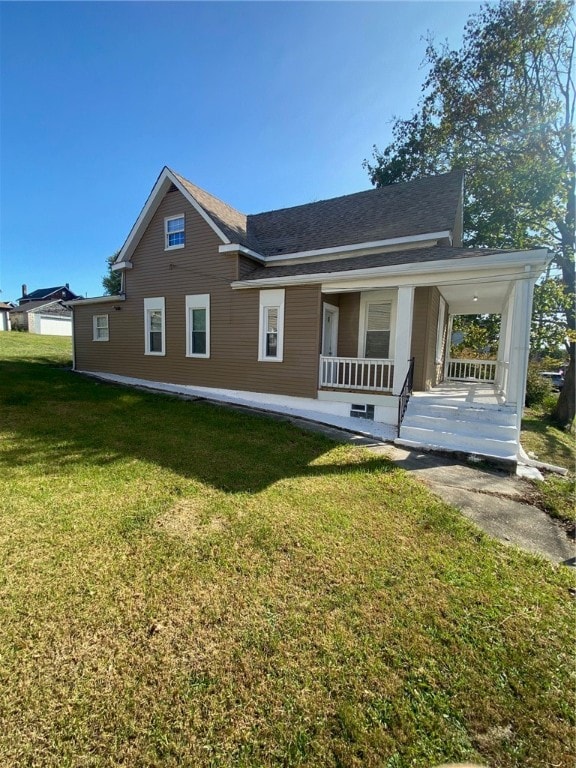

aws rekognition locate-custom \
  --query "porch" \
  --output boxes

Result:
[317,269,531,410]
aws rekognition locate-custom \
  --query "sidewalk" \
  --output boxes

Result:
[282,416,575,566]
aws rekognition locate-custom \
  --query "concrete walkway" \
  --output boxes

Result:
[279,416,575,567]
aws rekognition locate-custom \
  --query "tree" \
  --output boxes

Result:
[364,0,575,427]
[102,250,122,295]
[531,277,571,359]
[451,314,500,359]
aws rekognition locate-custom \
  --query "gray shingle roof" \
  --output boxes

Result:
[10,299,71,315]
[247,171,464,256]
[172,169,464,257]
[171,171,259,250]
[236,245,518,282]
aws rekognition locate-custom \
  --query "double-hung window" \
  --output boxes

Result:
[165,215,185,250]
[186,294,210,358]
[365,301,391,358]
[258,289,285,362]
[144,297,165,355]
[93,314,109,341]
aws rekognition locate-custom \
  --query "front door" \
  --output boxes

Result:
[322,303,339,357]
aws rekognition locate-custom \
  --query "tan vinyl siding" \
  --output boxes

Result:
[410,286,442,391]
[74,190,322,398]
[336,293,360,357]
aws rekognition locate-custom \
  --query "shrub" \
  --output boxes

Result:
[525,364,553,407]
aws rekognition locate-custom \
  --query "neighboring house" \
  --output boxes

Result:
[70,166,550,462]
[0,302,14,331]
[18,284,80,306]
[0,301,14,331]
[10,300,73,336]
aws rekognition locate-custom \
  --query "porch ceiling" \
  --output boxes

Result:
[439,279,511,315]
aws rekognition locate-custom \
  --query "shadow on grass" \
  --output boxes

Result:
[521,414,574,469]
[1,359,395,493]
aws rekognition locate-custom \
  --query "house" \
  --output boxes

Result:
[18,284,80,306]
[0,302,14,331]
[69,166,550,463]
[10,300,73,336]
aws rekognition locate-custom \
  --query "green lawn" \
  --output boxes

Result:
[1,333,575,768]
[521,404,575,523]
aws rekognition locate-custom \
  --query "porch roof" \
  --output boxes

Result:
[234,244,544,283]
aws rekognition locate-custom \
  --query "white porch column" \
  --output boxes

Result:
[506,277,535,408]
[443,314,454,381]
[393,285,415,395]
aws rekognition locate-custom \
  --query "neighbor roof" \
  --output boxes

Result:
[170,168,464,257]
[19,286,79,302]
[11,299,71,314]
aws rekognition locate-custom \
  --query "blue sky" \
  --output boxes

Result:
[0,1,483,302]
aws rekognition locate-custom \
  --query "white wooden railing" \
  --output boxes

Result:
[319,356,394,392]
[446,358,497,382]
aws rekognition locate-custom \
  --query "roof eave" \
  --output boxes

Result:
[230,248,551,290]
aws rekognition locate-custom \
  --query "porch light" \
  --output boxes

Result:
[473,295,478,302]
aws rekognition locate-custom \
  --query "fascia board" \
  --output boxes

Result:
[111,261,133,272]
[218,244,266,263]
[115,167,231,266]
[67,295,125,307]
[262,231,453,263]
[230,249,550,290]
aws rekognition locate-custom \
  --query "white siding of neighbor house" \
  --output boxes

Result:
[33,314,73,336]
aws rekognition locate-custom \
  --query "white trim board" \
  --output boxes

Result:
[219,230,452,265]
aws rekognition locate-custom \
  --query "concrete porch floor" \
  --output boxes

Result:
[414,381,507,406]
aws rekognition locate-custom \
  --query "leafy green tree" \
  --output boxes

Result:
[364,0,575,426]
[531,277,571,359]
[102,250,122,296]
[451,314,500,358]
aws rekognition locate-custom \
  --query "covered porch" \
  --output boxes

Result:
[317,268,536,411]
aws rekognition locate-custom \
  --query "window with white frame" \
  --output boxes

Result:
[258,289,285,362]
[186,294,210,358]
[144,297,165,355]
[165,215,185,250]
[93,314,109,342]
[365,301,392,358]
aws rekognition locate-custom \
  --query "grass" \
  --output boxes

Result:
[1,333,575,768]
[521,401,575,523]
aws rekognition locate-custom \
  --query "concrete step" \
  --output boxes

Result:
[396,428,518,460]
[407,400,517,426]
[402,413,518,439]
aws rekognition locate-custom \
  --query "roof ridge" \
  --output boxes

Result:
[248,169,464,219]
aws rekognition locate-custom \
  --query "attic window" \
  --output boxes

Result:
[165,215,185,250]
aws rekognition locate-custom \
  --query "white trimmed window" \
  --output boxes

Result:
[165,215,185,250]
[186,294,210,358]
[144,297,165,355]
[358,290,396,360]
[258,289,285,362]
[365,302,392,358]
[93,314,109,342]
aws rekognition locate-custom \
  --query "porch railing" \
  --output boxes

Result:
[397,357,415,436]
[319,356,394,392]
[446,358,497,383]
